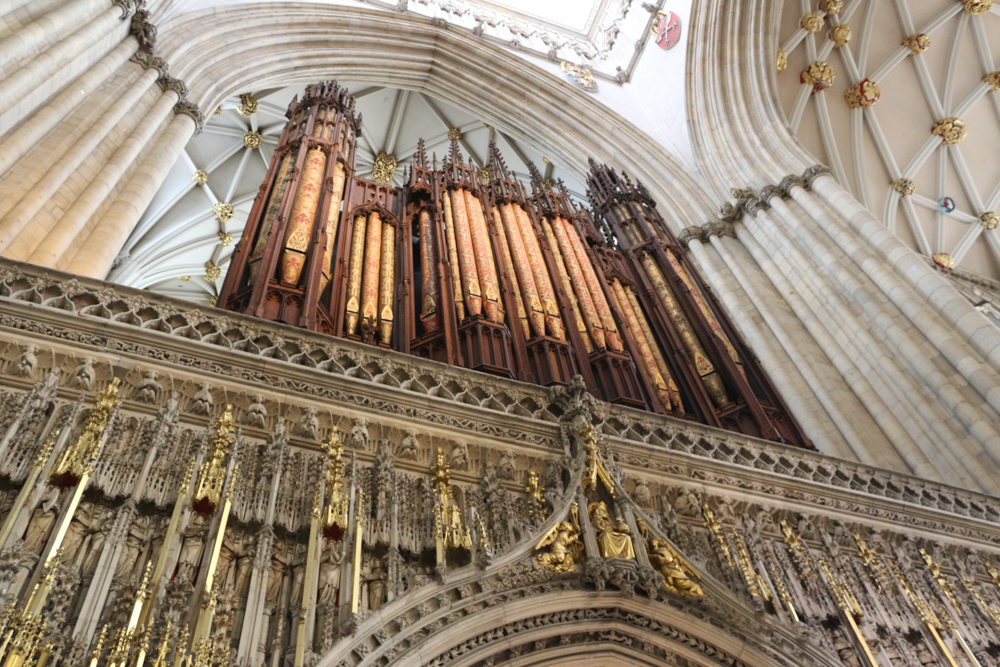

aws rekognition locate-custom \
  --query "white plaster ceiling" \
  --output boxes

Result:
[111,84,589,306]
[776,0,1000,281]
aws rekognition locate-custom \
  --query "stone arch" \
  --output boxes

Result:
[316,587,841,667]
[153,2,717,234]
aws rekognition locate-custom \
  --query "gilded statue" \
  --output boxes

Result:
[536,520,583,573]
[589,501,634,560]
[647,537,704,597]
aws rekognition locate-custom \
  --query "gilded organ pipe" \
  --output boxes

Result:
[624,285,682,414]
[441,191,466,322]
[360,211,383,335]
[418,209,442,333]
[493,206,529,340]
[378,220,395,344]
[344,214,367,335]
[281,147,328,284]
[319,161,347,295]
[663,249,745,376]
[609,278,673,411]
[463,189,503,323]
[513,204,564,339]
[249,151,295,282]
[640,252,730,408]
[542,217,592,353]
[548,214,605,350]
[448,188,483,318]
[558,216,619,351]
[499,202,544,337]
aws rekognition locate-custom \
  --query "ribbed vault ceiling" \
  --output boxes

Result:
[110,84,588,305]
[776,0,1000,281]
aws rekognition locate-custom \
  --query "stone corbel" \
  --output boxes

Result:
[130,10,157,53]
[112,0,143,20]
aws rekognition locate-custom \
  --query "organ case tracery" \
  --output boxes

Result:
[220,80,809,448]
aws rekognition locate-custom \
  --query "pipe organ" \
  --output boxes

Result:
[220,81,809,448]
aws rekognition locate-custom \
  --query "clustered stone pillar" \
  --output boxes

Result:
[0,0,203,278]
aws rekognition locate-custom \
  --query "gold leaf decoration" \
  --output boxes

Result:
[801,61,835,91]
[845,79,880,108]
[931,117,967,145]
[237,93,258,116]
[371,152,397,184]
[212,202,234,223]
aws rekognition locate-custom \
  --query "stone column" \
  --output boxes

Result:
[0,6,126,136]
[26,88,178,268]
[0,60,157,256]
[0,0,110,70]
[64,109,196,277]
[0,36,138,180]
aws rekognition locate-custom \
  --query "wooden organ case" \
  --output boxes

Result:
[220,81,811,448]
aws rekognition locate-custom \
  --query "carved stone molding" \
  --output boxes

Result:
[677,221,736,248]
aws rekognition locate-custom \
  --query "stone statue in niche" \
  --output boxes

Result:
[135,370,162,404]
[23,487,60,555]
[365,557,387,611]
[243,395,268,428]
[115,514,153,583]
[189,382,213,415]
[61,501,97,568]
[589,501,635,560]
[176,511,209,582]
[397,429,418,460]
[317,539,344,605]
[264,539,290,609]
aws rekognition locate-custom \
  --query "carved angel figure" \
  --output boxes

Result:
[448,443,469,471]
[632,478,652,508]
[348,417,368,450]
[189,382,213,415]
[589,501,635,560]
[135,370,162,403]
[243,395,268,428]
[535,521,583,573]
[647,537,703,597]
[70,357,97,390]
[15,345,38,377]
[299,406,320,440]
[397,429,418,460]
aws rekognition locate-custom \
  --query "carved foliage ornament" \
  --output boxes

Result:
[845,79,880,108]
[801,61,835,91]
[243,131,262,149]
[902,33,931,56]
[829,24,850,48]
[984,71,1000,91]
[212,202,234,223]
[819,0,843,14]
[800,13,825,32]
[962,0,994,15]
[979,212,999,231]
[890,178,915,198]
[204,261,222,282]
[776,50,788,73]
[192,170,208,185]
[218,232,234,246]
[932,117,967,145]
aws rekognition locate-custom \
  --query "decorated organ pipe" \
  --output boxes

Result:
[221,79,810,447]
